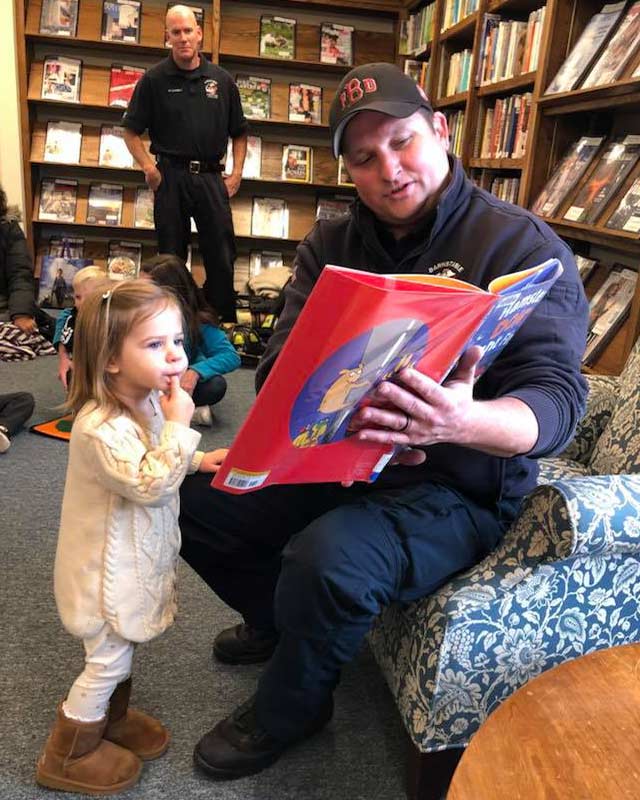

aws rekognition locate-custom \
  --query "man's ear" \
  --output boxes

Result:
[432,112,450,148]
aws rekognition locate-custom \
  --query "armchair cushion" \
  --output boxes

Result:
[561,374,617,465]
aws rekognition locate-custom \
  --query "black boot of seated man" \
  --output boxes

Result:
[212,623,279,665]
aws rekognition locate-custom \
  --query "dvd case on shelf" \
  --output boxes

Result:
[281,145,312,183]
[39,0,79,37]
[249,250,284,276]
[530,136,605,219]
[101,1,141,43]
[251,197,289,238]
[225,135,262,179]
[108,65,145,108]
[563,136,640,225]
[43,120,82,164]
[236,75,271,120]
[288,83,322,125]
[99,125,135,169]
[49,236,85,258]
[316,195,353,221]
[583,266,638,364]
[41,55,82,103]
[108,240,142,279]
[134,186,154,228]
[581,1,640,89]
[86,183,124,226]
[338,156,354,187]
[320,22,354,66]
[165,4,204,46]
[574,255,598,283]
[605,176,640,232]
[39,178,78,222]
[259,16,296,60]
[38,256,94,308]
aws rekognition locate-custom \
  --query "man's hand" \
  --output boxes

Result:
[223,172,241,198]
[160,376,194,427]
[144,165,162,191]
[13,315,37,335]
[198,448,228,473]
[180,368,199,396]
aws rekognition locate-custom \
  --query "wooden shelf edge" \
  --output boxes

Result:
[544,219,640,253]
[434,91,469,109]
[469,158,524,170]
[26,32,210,60]
[477,71,536,98]
[439,12,478,43]
[538,79,640,116]
[219,52,350,75]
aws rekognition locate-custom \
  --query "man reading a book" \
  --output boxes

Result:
[180,63,589,780]
[121,4,248,322]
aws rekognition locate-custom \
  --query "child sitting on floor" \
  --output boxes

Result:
[140,254,240,426]
[36,280,227,795]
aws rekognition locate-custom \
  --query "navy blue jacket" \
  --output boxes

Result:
[257,158,589,507]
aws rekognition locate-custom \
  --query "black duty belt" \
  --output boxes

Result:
[159,155,224,174]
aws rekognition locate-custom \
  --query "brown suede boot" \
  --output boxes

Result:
[103,678,170,760]
[36,703,142,795]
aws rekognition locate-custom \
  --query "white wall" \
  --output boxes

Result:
[0,0,26,219]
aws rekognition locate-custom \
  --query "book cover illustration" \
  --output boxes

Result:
[581,1,640,89]
[86,183,124,226]
[338,155,354,187]
[574,255,598,283]
[249,250,284,276]
[134,187,154,228]
[281,145,312,183]
[39,178,78,221]
[225,135,261,179]
[583,266,638,364]
[316,195,353,221]
[108,65,145,108]
[605,176,640,232]
[320,22,354,66]
[251,197,288,238]
[43,120,82,164]
[99,125,134,168]
[49,236,85,258]
[213,259,563,493]
[165,3,204,46]
[108,240,141,279]
[259,15,296,60]
[545,2,626,95]
[288,83,322,125]
[101,0,141,43]
[39,0,79,36]
[563,136,640,224]
[236,74,271,120]
[530,136,605,218]
[41,55,82,103]
[38,256,94,308]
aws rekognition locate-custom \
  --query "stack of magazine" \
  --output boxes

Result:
[236,75,271,120]
[86,183,124,226]
[43,120,82,164]
[584,266,638,365]
[251,197,289,239]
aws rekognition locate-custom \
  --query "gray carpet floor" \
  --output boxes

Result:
[0,354,407,799]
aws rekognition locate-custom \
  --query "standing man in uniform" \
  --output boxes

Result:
[122,4,248,322]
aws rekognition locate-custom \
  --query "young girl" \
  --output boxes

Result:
[37,280,226,795]
[140,254,240,426]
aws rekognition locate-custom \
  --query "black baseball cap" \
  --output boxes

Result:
[329,62,433,158]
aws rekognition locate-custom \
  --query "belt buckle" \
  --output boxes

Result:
[189,160,201,174]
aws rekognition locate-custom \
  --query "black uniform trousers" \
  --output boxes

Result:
[179,474,520,743]
[153,160,238,322]
[0,392,35,436]
[192,375,227,407]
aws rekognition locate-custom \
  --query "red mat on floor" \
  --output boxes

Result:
[30,414,73,441]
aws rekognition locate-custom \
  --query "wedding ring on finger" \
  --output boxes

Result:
[398,413,411,433]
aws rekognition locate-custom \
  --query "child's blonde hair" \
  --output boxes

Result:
[72,265,108,289]
[66,279,182,415]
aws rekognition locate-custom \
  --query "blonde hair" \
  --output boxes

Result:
[65,279,182,416]
[73,265,108,289]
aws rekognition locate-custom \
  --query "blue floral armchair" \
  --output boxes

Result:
[368,341,640,800]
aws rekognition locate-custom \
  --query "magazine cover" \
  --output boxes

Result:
[41,55,82,103]
[236,74,271,120]
[39,0,79,36]
[582,2,640,89]
[338,155,354,187]
[38,178,78,221]
[213,259,563,493]
[563,136,640,224]
[108,240,141,279]
[584,266,638,364]
[134,186,154,228]
[108,65,145,108]
[574,255,598,283]
[101,0,140,43]
[38,256,93,308]
[282,145,312,182]
[545,2,626,94]
[43,120,82,164]
[259,16,296,60]
[165,3,204,46]
[249,250,284,275]
[316,195,353,221]
[288,83,322,124]
[530,136,605,218]
[99,125,134,168]
[320,22,354,66]
[225,135,261,179]
[49,236,84,257]
[605,176,640,232]
[86,183,124,226]
[251,197,288,238]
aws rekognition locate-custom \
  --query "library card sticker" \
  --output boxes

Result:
[223,469,269,491]
[204,79,218,99]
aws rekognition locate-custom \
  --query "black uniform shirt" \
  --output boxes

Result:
[122,56,248,161]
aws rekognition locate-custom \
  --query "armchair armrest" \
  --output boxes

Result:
[561,375,618,465]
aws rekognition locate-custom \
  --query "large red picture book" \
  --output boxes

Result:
[214,259,563,493]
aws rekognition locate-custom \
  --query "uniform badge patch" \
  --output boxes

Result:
[204,79,219,99]
[429,260,464,278]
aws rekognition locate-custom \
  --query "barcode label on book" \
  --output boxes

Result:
[224,469,269,491]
